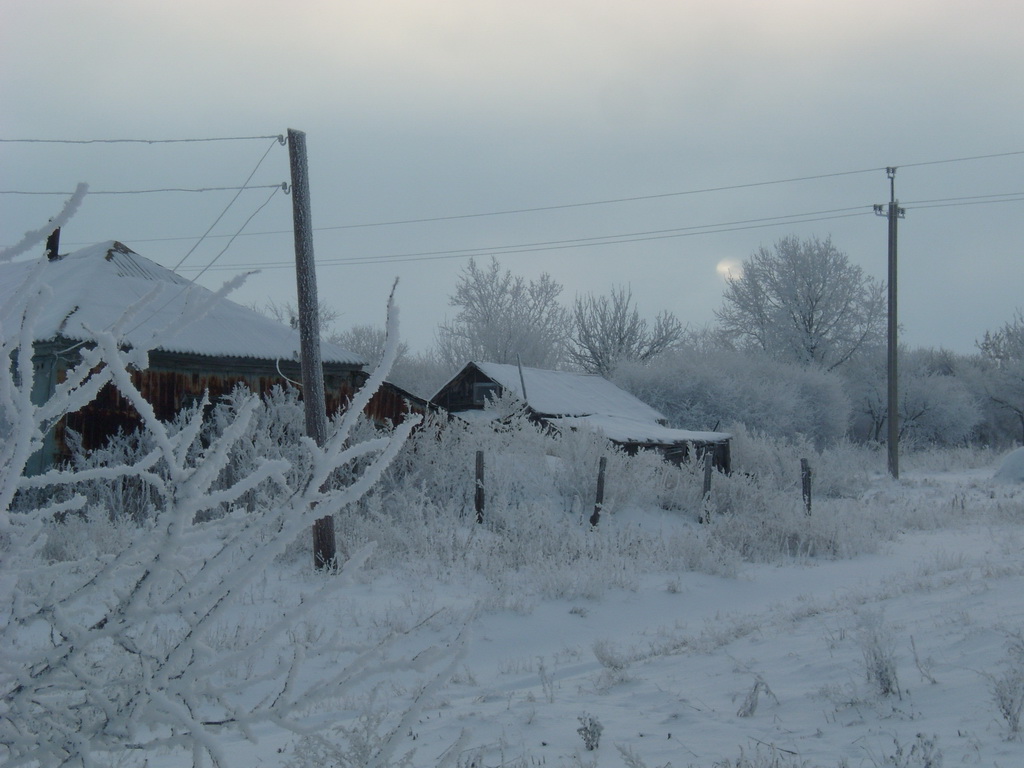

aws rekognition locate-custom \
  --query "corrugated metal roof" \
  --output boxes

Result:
[0,241,365,366]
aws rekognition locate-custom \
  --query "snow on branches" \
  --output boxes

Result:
[1,204,450,767]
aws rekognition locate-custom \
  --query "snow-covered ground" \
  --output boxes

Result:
[141,462,1024,768]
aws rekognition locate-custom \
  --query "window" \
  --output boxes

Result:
[472,382,500,405]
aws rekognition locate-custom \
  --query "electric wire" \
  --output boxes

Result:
[188,185,282,282]
[907,196,1024,211]
[0,185,284,195]
[173,188,1024,273]
[171,138,282,271]
[7,141,1024,264]
[0,135,284,144]
[59,190,1024,247]
[175,147,1024,230]
[9,146,1024,225]
[903,191,1024,205]
[179,208,873,273]
[897,149,1024,170]
[120,184,283,340]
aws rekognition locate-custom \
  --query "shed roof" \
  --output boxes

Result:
[470,361,665,421]
[0,241,365,365]
[455,362,730,444]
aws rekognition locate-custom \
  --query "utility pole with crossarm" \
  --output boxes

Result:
[874,167,906,479]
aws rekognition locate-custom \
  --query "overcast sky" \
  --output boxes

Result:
[3,1,1023,355]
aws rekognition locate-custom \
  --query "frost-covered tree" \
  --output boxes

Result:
[715,235,885,371]
[979,310,1024,363]
[614,347,851,447]
[977,310,1024,443]
[255,297,341,334]
[568,286,682,376]
[844,348,981,446]
[332,323,410,364]
[330,323,448,399]
[436,257,568,370]
[1,198,459,767]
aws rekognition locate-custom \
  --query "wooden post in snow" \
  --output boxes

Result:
[475,450,485,524]
[288,128,336,571]
[590,456,607,527]
[801,458,812,516]
[700,456,714,523]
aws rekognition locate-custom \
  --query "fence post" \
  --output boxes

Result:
[699,457,714,523]
[590,456,607,527]
[801,457,812,515]
[475,450,485,524]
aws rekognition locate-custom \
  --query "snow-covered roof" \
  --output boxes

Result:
[465,362,730,443]
[0,241,365,365]
[472,362,666,421]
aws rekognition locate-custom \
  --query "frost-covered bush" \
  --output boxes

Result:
[614,348,851,447]
[727,424,876,499]
[990,631,1024,738]
[17,384,319,529]
[1,219,444,767]
[857,611,901,697]
[844,348,983,448]
[374,388,683,523]
[338,399,741,595]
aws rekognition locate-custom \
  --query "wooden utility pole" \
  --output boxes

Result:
[287,128,336,570]
[874,168,906,480]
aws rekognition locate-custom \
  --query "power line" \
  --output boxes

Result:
[196,148,1024,231]
[242,148,1024,230]
[909,196,1024,212]
[63,188,1024,247]
[0,136,284,145]
[898,149,1024,170]
[179,208,874,273]
[309,167,885,229]
[186,186,284,281]
[119,185,283,340]
[171,138,283,271]
[12,143,1024,254]
[904,191,1024,205]
[154,187,1024,272]
[0,185,285,195]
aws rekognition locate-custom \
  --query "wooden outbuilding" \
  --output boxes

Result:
[431,361,731,472]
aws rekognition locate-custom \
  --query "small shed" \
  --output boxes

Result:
[2,240,418,473]
[431,361,731,472]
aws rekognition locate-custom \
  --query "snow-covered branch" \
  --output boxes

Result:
[2,212,441,766]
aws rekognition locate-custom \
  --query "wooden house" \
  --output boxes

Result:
[2,239,421,473]
[431,361,731,472]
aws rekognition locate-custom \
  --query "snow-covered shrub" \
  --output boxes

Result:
[726,424,878,499]
[339,407,742,596]
[1,226,444,767]
[703,485,879,562]
[614,348,851,447]
[990,631,1024,738]
[576,713,603,751]
[879,733,943,768]
[857,611,901,698]
[845,348,983,448]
